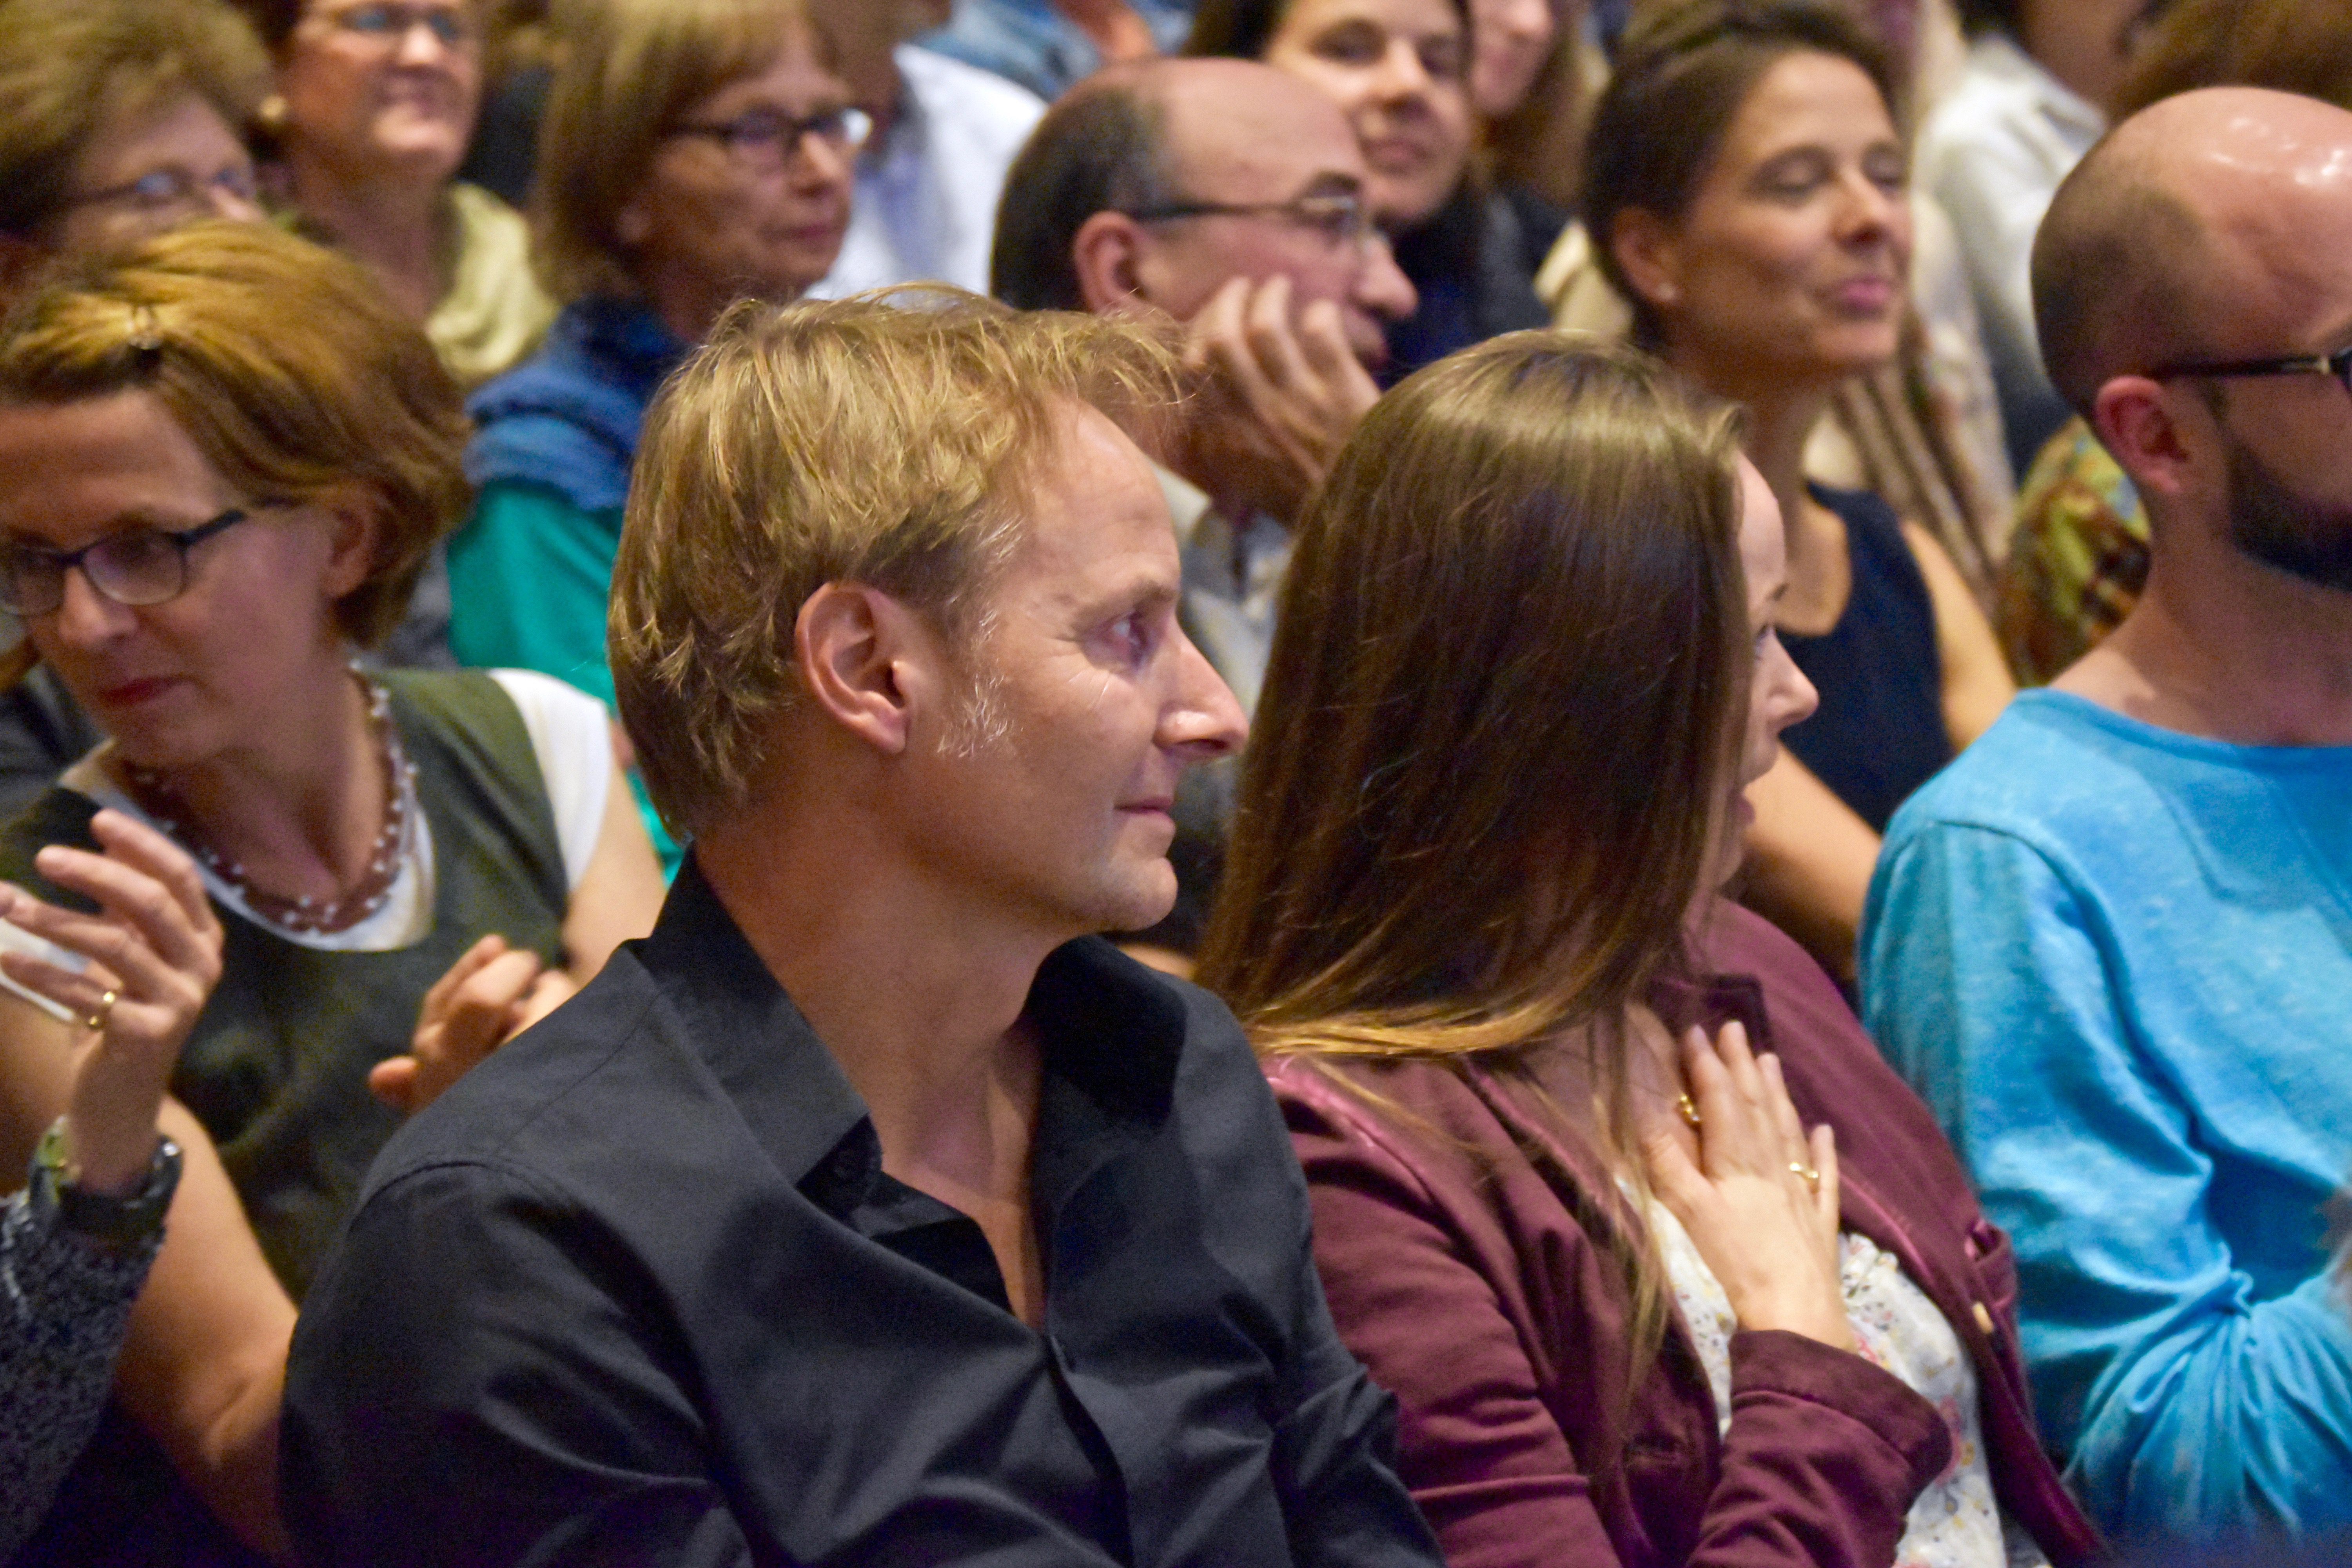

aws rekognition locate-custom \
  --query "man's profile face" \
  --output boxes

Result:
[1133,73,1416,367]
[909,403,1245,937]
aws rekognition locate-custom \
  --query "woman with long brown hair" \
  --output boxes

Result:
[1198,334,2099,1567]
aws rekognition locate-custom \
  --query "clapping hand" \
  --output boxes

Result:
[0,810,223,1193]
[1641,1020,1853,1351]
[370,933,573,1115]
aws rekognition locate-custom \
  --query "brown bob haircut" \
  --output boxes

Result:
[1583,0,1901,348]
[0,221,469,648]
[532,0,815,304]
[610,289,1179,839]
[0,0,270,241]
[1200,333,1748,1060]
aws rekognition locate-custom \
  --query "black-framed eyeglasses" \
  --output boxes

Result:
[668,105,873,174]
[2150,345,2352,398]
[0,508,253,617]
[1124,191,1377,253]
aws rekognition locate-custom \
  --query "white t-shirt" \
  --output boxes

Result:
[0,671,613,1017]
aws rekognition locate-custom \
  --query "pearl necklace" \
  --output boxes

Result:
[124,677,418,937]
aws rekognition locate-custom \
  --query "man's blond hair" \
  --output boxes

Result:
[610,290,1180,838]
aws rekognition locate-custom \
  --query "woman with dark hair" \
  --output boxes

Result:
[1583,0,2013,982]
[1198,333,2100,1567]
[1187,0,1550,375]
[0,221,662,1561]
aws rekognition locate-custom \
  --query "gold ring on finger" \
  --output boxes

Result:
[1789,1161,1819,1192]
[1677,1093,1702,1130]
[86,987,119,1033]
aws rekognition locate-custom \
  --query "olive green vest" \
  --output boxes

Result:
[0,669,567,1299]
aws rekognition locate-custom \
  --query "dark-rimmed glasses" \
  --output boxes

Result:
[2150,345,2352,398]
[0,508,252,617]
[669,106,873,174]
[1125,192,1377,254]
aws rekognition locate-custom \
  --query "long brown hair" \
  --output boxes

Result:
[1198,332,1747,1389]
[1201,333,1745,1049]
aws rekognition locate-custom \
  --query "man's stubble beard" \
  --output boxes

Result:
[2225,429,2352,593]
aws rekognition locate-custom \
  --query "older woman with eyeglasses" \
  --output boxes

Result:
[0,220,663,1561]
[451,0,857,869]
[231,0,555,387]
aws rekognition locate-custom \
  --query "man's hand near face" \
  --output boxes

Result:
[1182,274,1381,522]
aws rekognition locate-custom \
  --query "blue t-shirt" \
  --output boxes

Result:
[1861,689,2352,1548]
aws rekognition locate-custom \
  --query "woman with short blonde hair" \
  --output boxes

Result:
[0,221,662,1557]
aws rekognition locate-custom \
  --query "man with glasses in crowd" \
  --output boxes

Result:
[1862,86,2352,1558]
[992,57,1416,952]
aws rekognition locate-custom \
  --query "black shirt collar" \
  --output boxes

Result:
[639,855,1191,1216]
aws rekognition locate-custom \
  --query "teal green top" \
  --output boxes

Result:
[447,479,678,869]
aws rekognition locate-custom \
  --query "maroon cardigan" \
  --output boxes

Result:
[1265,901,2105,1568]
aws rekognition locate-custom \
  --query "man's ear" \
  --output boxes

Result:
[2091,375,2198,503]
[1071,210,1153,316]
[794,583,946,756]
[1608,207,1681,314]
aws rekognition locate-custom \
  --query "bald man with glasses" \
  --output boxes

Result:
[992,59,1417,954]
[1862,87,2352,1558]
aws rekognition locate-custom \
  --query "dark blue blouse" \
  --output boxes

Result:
[1781,484,1952,833]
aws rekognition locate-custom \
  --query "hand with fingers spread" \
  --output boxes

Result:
[1183,274,1381,520]
[1641,1020,1852,1351]
[0,809,223,1194]
[370,934,569,1115]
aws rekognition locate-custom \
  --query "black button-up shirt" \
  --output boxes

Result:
[281,860,1439,1568]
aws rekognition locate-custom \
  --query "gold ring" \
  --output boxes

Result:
[1677,1093,1702,1130]
[86,987,119,1033]
[1789,1161,1820,1191]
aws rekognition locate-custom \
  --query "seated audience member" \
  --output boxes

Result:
[1863,88,2352,1551]
[807,0,1045,298]
[1998,0,2352,685]
[0,0,271,821]
[453,0,854,870]
[280,294,1442,1568]
[234,0,555,388]
[1,822,216,1561]
[1586,0,2014,983]
[924,0,1195,101]
[1197,336,2102,1568]
[994,58,1416,710]
[1535,0,2016,613]
[0,0,267,286]
[992,57,1417,951]
[1467,0,1593,229]
[1189,0,1552,377]
[1914,0,2149,476]
[0,222,663,1562]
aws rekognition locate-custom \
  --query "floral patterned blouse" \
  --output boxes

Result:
[1644,1198,2051,1568]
